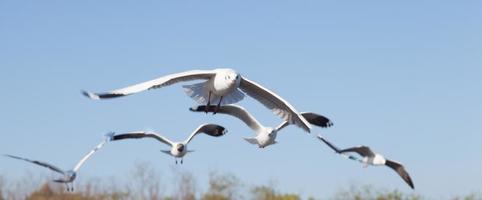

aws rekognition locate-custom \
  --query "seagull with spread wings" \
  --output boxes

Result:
[82,68,311,133]
[190,105,333,148]
[317,135,415,189]
[4,133,113,191]
[111,124,226,164]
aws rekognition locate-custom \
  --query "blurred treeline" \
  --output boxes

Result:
[0,163,480,200]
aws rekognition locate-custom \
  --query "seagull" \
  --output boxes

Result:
[110,124,227,164]
[190,105,333,148]
[82,68,312,133]
[317,135,415,189]
[4,133,113,191]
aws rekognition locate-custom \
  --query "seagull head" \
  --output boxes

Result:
[64,170,77,181]
[220,69,240,84]
[176,143,185,152]
[267,127,277,138]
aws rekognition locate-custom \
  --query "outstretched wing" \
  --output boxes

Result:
[72,133,111,172]
[316,135,342,153]
[4,154,65,175]
[274,112,333,132]
[301,112,333,128]
[385,159,415,189]
[112,131,174,147]
[190,105,264,134]
[184,123,227,144]
[239,77,311,133]
[338,146,375,157]
[83,69,216,99]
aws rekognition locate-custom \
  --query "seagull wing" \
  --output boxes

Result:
[301,112,333,128]
[4,154,65,175]
[274,121,290,132]
[238,77,311,133]
[274,112,333,132]
[72,136,109,172]
[112,131,174,147]
[184,123,227,144]
[385,159,415,189]
[190,105,264,134]
[83,69,216,99]
[338,146,375,157]
[316,135,342,153]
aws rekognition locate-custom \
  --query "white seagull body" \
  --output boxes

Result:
[4,133,113,191]
[111,124,227,164]
[82,68,312,133]
[317,135,415,189]
[190,105,333,148]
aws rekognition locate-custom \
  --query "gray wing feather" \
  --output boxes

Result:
[112,131,174,147]
[316,135,342,153]
[4,154,65,175]
[190,105,263,133]
[83,70,215,99]
[239,77,311,133]
[385,159,415,189]
[184,123,227,144]
[338,146,375,157]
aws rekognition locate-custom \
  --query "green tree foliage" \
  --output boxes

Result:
[333,185,422,200]
[3,164,482,200]
[172,170,196,200]
[251,185,300,200]
[0,176,5,200]
[201,172,242,200]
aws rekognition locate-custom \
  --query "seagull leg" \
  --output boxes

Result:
[214,96,223,114]
[175,159,178,165]
[181,158,183,164]
[205,91,212,113]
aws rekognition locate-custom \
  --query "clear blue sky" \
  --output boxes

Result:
[1,1,481,198]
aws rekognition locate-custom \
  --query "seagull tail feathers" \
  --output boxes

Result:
[182,82,209,104]
[243,137,259,145]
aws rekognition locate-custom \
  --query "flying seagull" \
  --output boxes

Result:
[317,135,414,189]
[82,68,312,133]
[4,133,113,191]
[190,105,333,148]
[111,124,227,164]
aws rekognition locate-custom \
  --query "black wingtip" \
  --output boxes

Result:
[301,112,334,128]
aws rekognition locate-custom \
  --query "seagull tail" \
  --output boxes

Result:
[182,82,209,104]
[221,89,245,105]
[243,137,259,145]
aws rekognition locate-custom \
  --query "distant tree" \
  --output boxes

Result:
[201,172,242,200]
[25,183,88,200]
[451,193,482,200]
[172,169,196,200]
[332,185,422,200]
[0,175,4,200]
[126,162,164,200]
[251,185,300,200]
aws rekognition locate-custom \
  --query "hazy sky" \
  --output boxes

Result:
[1,1,481,198]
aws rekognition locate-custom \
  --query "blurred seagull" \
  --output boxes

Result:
[82,68,312,133]
[190,105,333,148]
[111,124,227,164]
[317,135,414,189]
[4,133,113,191]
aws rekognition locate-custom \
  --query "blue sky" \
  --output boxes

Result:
[1,0,481,198]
